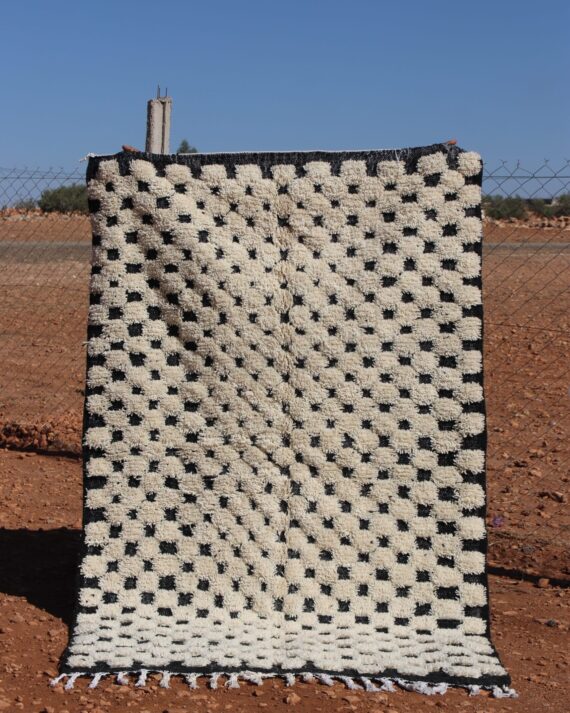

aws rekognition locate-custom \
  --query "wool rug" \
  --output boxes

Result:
[55,142,515,696]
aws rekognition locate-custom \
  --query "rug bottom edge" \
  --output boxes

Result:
[51,669,517,698]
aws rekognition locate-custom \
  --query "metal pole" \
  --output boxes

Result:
[145,86,172,154]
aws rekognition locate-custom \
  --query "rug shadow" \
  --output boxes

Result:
[0,528,80,625]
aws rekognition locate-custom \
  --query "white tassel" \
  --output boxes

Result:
[399,680,448,695]
[431,682,449,695]
[50,674,67,687]
[226,673,240,688]
[242,670,264,685]
[398,680,436,695]
[360,676,380,692]
[492,686,519,698]
[64,672,81,690]
[185,673,200,689]
[338,675,361,690]
[88,672,106,689]
[209,672,222,689]
[46,667,517,699]
[136,669,148,687]
[417,681,429,694]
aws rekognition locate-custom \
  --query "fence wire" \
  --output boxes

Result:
[0,159,568,576]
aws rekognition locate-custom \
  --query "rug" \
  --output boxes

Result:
[54,142,515,697]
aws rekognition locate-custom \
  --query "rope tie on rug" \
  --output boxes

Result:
[241,671,264,685]
[337,675,361,690]
[49,674,67,687]
[209,672,223,689]
[64,672,81,690]
[88,672,107,689]
[160,671,172,688]
[135,669,148,687]
[396,680,449,695]
[492,686,519,698]
[184,673,200,689]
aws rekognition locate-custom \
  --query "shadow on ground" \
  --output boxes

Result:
[0,528,80,624]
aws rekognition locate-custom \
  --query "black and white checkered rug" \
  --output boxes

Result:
[55,143,515,697]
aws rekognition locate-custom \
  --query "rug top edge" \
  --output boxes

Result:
[86,142,476,166]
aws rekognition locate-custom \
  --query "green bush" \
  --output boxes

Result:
[176,139,198,154]
[526,198,554,217]
[512,194,570,218]
[38,184,88,214]
[482,195,528,220]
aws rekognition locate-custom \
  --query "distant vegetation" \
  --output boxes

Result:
[483,194,570,219]
[176,139,198,154]
[38,184,88,213]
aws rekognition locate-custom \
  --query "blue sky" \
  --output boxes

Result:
[1,1,568,169]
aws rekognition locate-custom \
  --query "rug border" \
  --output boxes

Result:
[85,141,463,181]
[57,663,512,688]
[474,152,513,684]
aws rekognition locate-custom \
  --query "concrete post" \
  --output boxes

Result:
[145,96,172,154]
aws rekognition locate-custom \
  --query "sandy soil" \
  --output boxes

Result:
[484,221,570,244]
[0,448,568,712]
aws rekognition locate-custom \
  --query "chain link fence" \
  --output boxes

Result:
[0,158,568,580]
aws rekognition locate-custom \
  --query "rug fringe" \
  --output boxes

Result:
[135,669,148,687]
[50,670,518,697]
[88,672,107,689]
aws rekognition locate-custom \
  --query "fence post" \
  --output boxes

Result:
[145,86,172,154]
